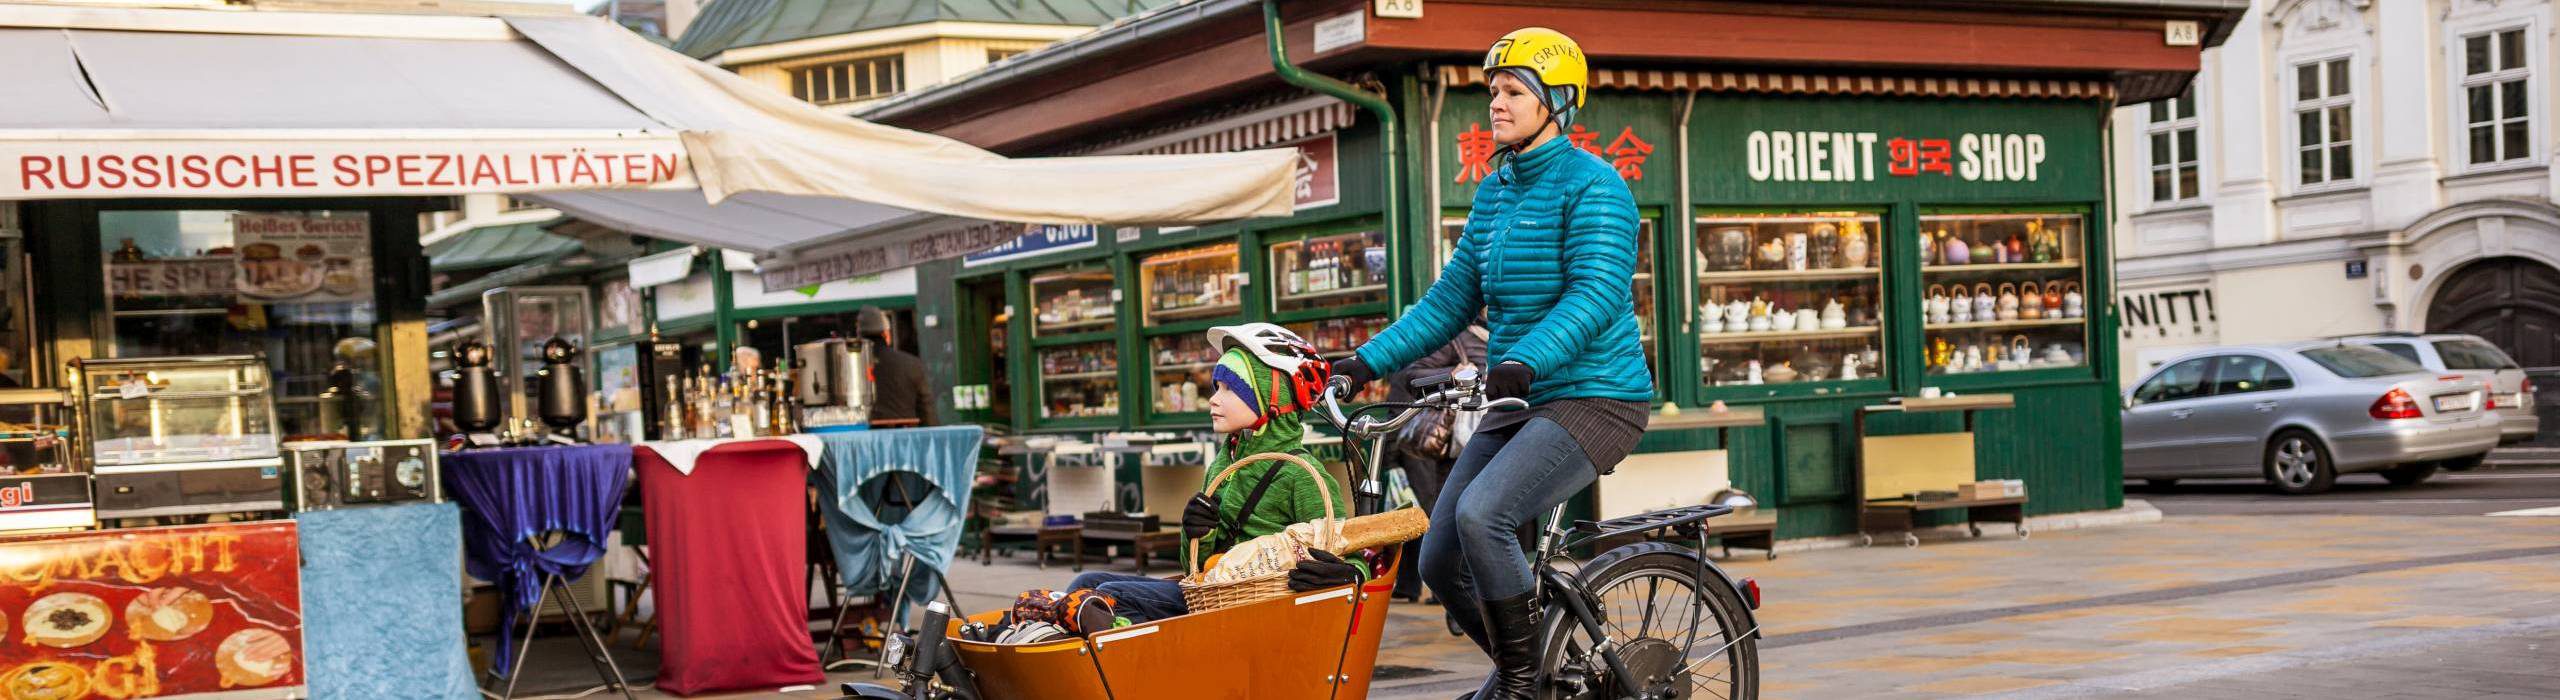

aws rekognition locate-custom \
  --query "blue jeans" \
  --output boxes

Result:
[1419,417,1596,649]
[1067,571,1188,623]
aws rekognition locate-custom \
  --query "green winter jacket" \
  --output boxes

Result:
[1188,350,1362,576]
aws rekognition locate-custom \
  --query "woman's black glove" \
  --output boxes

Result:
[1329,355,1377,397]
[1288,549,1360,592]
[1487,362,1535,401]
[1181,493,1222,542]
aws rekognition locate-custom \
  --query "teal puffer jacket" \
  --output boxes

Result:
[1357,137,1653,403]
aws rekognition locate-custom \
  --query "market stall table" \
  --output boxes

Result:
[635,435,826,696]
[812,426,984,664]
[299,502,477,699]
[1853,394,2025,547]
[443,444,635,699]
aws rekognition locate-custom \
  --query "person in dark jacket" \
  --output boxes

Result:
[857,306,936,427]
[1328,28,1651,700]
[1387,324,1487,602]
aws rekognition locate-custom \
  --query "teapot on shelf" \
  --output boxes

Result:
[1771,303,1801,331]
[1971,283,1997,322]
[1747,298,1775,332]
[1926,285,1953,325]
[1699,303,1726,334]
[2062,281,2086,318]
[1793,307,1821,332]
[1765,361,1799,383]
[2010,335,2035,369]
[2045,343,2077,364]
[1726,298,1753,327]
[2021,281,2047,319]
[1948,286,1974,323]
[1821,298,1849,330]
[1997,283,2022,321]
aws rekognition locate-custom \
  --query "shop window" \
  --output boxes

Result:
[792,55,905,105]
[1146,333,1218,415]
[100,210,381,441]
[1917,213,2088,376]
[1137,241,1240,325]
[1694,212,1885,389]
[2146,84,2202,203]
[2461,27,2533,168]
[1028,266,1115,338]
[1285,316,1389,404]
[1268,229,1387,314]
[2293,57,2355,186]
[1036,341,1116,420]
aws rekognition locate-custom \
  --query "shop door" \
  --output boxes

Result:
[958,277,1011,426]
[2426,257,2560,367]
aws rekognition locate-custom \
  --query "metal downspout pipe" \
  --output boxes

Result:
[1261,0,1406,308]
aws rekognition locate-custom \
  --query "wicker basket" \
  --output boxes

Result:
[1179,452,1335,613]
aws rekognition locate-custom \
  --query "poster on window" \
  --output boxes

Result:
[599,279,640,336]
[232,212,372,304]
[0,521,306,698]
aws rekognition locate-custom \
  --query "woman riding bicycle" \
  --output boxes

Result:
[1329,27,1651,700]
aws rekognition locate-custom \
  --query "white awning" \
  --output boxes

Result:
[0,4,1297,265]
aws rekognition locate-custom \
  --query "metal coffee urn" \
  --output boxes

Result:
[793,336,875,432]
[535,337,587,441]
[449,341,502,446]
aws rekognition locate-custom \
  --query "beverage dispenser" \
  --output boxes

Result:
[793,337,875,432]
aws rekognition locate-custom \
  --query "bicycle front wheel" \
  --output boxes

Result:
[1536,541,1758,700]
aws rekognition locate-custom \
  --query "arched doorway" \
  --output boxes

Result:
[2425,256,2560,367]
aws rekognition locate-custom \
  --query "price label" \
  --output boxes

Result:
[118,379,149,399]
[1375,0,1421,19]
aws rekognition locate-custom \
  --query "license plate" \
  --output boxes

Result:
[2435,394,2474,412]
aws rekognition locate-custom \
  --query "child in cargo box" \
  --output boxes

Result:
[1061,323,1365,624]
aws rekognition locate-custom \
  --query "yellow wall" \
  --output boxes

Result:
[729,37,1057,110]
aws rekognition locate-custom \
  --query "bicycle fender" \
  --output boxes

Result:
[841,682,912,700]
[1695,558,1762,640]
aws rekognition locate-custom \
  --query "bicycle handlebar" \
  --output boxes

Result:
[1321,366,1526,439]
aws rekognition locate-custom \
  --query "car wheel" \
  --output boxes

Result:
[2440,454,2486,472]
[2264,431,2336,495]
[2381,462,2441,486]
[2145,478,2180,488]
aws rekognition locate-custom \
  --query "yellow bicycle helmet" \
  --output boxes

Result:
[1484,27,1588,110]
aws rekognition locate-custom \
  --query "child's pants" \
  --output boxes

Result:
[1067,572,1189,623]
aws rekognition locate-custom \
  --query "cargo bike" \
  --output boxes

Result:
[850,367,1762,699]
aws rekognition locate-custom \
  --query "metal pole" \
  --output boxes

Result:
[1261,0,1403,308]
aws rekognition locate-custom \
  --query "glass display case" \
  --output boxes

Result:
[1287,316,1390,403]
[1029,267,1117,338]
[1269,230,1387,314]
[1146,334,1219,415]
[1916,213,2089,375]
[1694,212,1887,389]
[1139,242,1242,325]
[0,388,74,475]
[1036,341,1119,420]
[75,355,280,467]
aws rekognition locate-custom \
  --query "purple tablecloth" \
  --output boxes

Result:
[441,444,632,675]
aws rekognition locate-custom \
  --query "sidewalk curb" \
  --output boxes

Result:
[1753,499,2164,556]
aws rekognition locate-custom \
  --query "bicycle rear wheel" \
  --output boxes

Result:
[1536,541,1757,700]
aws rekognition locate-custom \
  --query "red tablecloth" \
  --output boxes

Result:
[637,439,824,696]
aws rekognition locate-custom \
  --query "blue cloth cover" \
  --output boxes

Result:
[441,444,632,675]
[817,426,983,602]
[297,502,477,699]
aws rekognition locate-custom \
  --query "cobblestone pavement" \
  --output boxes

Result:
[515,490,2560,699]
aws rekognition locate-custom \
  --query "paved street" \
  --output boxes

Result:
[506,459,2560,699]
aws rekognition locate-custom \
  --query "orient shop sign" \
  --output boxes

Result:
[1292,134,1341,209]
[1440,91,1678,206]
[1692,94,2101,204]
[0,521,306,697]
[3,140,691,198]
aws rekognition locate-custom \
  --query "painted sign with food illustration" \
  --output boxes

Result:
[0,522,303,699]
[232,212,370,304]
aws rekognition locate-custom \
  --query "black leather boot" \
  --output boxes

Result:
[1476,592,1542,699]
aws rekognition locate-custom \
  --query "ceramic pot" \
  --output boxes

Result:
[1950,294,1973,323]
[1921,230,1940,265]
[1758,239,1788,268]
[2045,343,2075,364]
[1944,235,1971,267]
[1765,362,1799,384]
[1794,308,1820,331]
[1972,283,1997,320]
[1714,228,1751,271]
[2063,282,2085,318]
[1726,299,1752,324]
[1748,314,1773,332]
[1821,299,1848,329]
[1786,233,1810,271]
[1699,304,1725,333]
[1841,228,1870,269]
[1771,308,1799,331]
[1997,283,2022,320]
[1925,285,1952,323]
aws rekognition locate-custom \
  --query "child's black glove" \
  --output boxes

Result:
[1181,493,1222,542]
[1288,549,1360,592]
[1487,361,1535,401]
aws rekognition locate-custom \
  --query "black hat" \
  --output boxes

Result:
[856,306,892,336]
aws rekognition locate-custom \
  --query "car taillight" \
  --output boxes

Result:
[2371,388,2423,420]
[2487,394,2499,409]
[2527,377,2538,396]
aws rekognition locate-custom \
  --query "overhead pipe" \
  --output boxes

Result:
[1261,0,1406,307]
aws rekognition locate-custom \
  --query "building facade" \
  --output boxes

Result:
[2111,0,2560,381]
[672,0,1173,115]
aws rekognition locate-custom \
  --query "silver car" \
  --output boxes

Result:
[2122,342,2501,494]
[2339,333,2538,451]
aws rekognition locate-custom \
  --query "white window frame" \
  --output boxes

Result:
[2286,52,2363,193]
[2144,83,2204,205]
[2447,16,2542,173]
[789,53,908,106]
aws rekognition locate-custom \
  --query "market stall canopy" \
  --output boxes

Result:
[0,4,1298,258]
[425,217,581,273]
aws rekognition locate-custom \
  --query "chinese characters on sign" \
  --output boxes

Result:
[1452,123,1655,183]
[1743,130,2048,183]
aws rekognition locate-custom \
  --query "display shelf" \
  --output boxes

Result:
[1150,303,1240,322]
[1276,283,1388,304]
[1152,361,1216,373]
[1697,326,1880,345]
[1695,268,1882,283]
[1041,370,1118,382]
[1924,318,2084,331]
[1040,317,1116,333]
[1921,261,2082,274]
